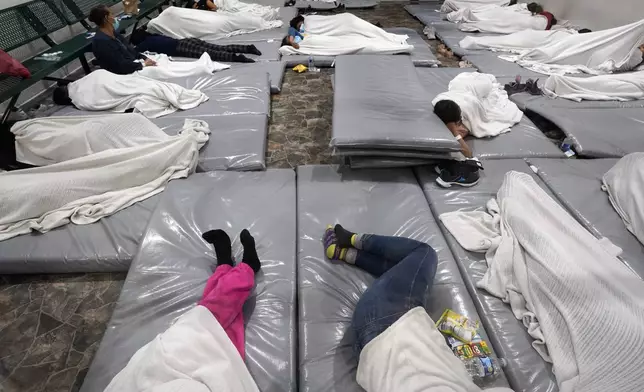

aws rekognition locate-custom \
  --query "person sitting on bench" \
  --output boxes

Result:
[322,224,513,391]
[130,27,261,63]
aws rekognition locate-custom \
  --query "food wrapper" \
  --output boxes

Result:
[436,309,479,343]
[292,64,308,73]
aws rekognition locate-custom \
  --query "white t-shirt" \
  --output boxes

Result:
[356,307,515,392]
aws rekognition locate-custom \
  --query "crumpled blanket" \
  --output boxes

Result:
[432,72,522,138]
[440,171,644,392]
[440,0,509,13]
[213,0,279,21]
[68,69,209,118]
[148,6,282,42]
[138,52,230,80]
[459,12,548,33]
[602,153,644,247]
[446,3,528,23]
[460,29,576,53]
[1,114,209,241]
[543,71,644,101]
[500,18,644,75]
[279,14,412,56]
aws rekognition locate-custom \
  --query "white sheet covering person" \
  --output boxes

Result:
[459,12,548,33]
[440,171,644,392]
[501,18,644,75]
[460,29,576,53]
[446,3,529,23]
[1,114,209,241]
[440,0,510,13]
[432,72,522,138]
[103,304,514,392]
[148,6,282,42]
[137,52,230,80]
[602,153,644,247]
[543,71,644,101]
[279,14,413,56]
[67,69,209,118]
[212,0,279,21]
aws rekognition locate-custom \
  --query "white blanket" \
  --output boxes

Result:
[501,19,644,75]
[68,70,209,118]
[105,306,259,392]
[148,6,282,42]
[440,0,509,13]
[544,71,644,101]
[1,114,208,241]
[460,29,576,53]
[440,171,644,392]
[279,14,412,56]
[603,153,644,247]
[213,0,279,20]
[459,13,548,34]
[446,3,528,23]
[432,72,522,138]
[138,53,230,80]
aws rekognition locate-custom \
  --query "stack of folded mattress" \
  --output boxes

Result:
[332,55,460,168]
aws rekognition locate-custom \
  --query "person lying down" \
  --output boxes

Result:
[445,2,528,23]
[279,14,413,56]
[543,71,644,101]
[459,2,557,34]
[440,0,515,13]
[147,6,282,42]
[186,0,280,21]
[53,70,209,119]
[460,28,577,53]
[500,19,644,75]
[1,114,209,241]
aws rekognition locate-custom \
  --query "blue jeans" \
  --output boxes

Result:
[351,234,438,357]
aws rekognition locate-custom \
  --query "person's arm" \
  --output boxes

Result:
[447,122,473,158]
[93,38,143,75]
[288,35,300,49]
[207,0,218,10]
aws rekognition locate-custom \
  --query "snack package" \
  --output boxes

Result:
[292,64,308,73]
[436,309,479,343]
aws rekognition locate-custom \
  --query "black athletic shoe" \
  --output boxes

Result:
[436,160,482,188]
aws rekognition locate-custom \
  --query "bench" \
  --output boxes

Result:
[0,0,170,124]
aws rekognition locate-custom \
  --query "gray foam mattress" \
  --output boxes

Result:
[416,67,565,159]
[152,114,268,171]
[0,196,159,274]
[463,53,545,79]
[218,61,285,94]
[529,158,644,279]
[80,170,297,392]
[296,165,509,392]
[331,55,459,152]
[344,0,377,8]
[347,155,437,168]
[415,159,559,392]
[404,4,444,26]
[54,71,271,118]
[281,28,440,68]
[295,0,341,9]
[525,105,644,158]
[510,92,644,111]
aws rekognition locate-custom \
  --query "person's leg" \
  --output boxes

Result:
[351,241,438,356]
[176,38,254,63]
[191,38,262,56]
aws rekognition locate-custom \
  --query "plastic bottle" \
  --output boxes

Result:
[463,357,506,383]
[308,56,316,72]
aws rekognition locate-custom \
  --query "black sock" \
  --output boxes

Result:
[248,45,262,56]
[233,54,255,63]
[202,229,233,267]
[334,224,355,248]
[240,229,261,273]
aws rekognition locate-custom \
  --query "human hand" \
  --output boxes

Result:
[144,58,157,67]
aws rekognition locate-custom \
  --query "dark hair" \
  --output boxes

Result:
[289,15,304,29]
[433,100,461,124]
[508,0,517,5]
[88,5,110,26]
[578,28,592,33]
[551,16,557,26]
[53,86,73,106]
[281,36,290,47]
[527,2,543,13]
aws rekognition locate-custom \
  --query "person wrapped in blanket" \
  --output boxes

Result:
[284,15,305,49]
[89,5,260,74]
[527,2,557,30]
[186,0,218,10]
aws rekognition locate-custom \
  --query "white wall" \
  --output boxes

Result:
[521,0,644,31]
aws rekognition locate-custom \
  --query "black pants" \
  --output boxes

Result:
[176,38,255,62]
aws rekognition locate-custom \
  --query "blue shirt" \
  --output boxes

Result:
[288,27,303,39]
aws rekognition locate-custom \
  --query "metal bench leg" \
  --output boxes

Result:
[80,20,92,30]
[79,54,91,74]
[1,95,20,125]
